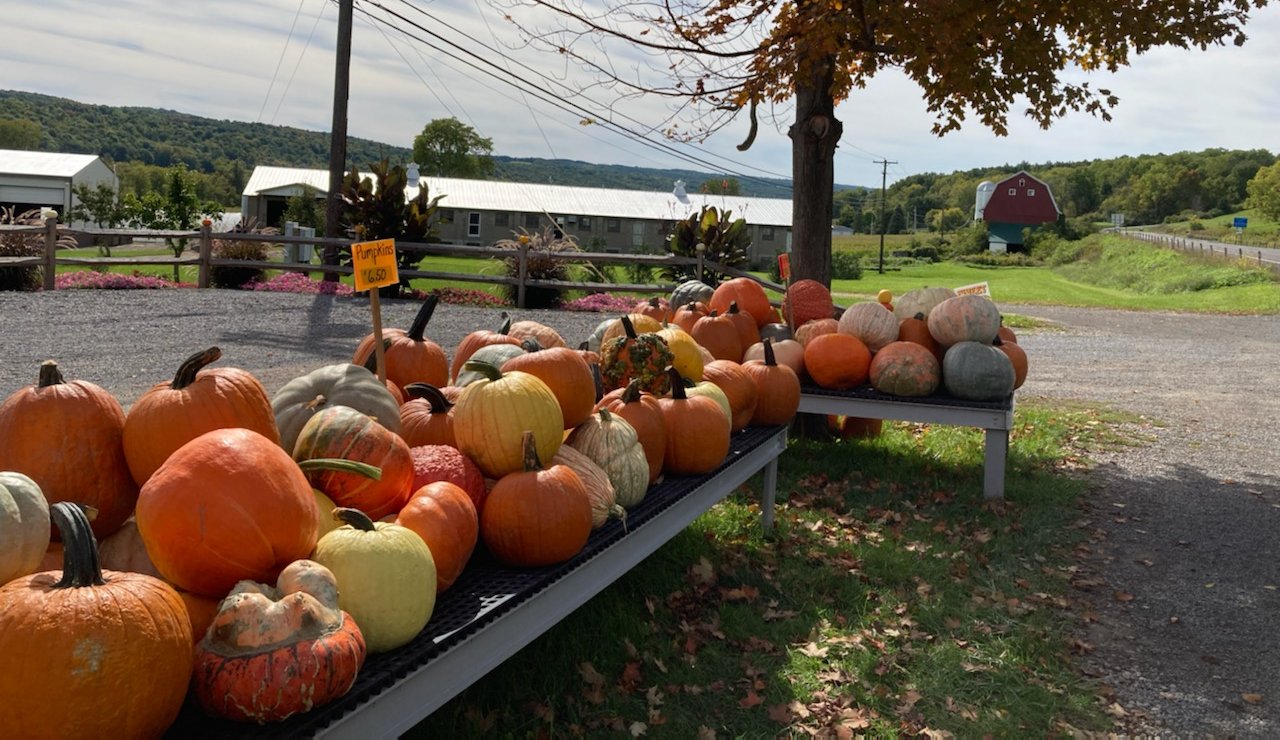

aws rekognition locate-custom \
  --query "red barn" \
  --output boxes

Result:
[974,171,1061,252]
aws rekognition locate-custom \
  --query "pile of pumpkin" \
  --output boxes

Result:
[762,279,1028,403]
[0,285,802,734]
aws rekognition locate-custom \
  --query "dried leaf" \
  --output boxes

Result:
[690,556,715,586]
[628,721,648,736]
[797,642,829,658]
[696,727,717,740]
[1243,693,1263,704]
[739,690,764,708]
[767,703,795,724]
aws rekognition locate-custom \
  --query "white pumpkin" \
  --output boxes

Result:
[0,472,50,584]
[893,286,957,321]
[838,302,900,353]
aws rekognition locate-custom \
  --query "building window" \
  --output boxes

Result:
[467,212,481,237]
[761,226,775,241]
[1027,188,1036,197]
[494,212,509,227]
[1018,178,1026,187]
[606,218,621,233]
[524,213,540,228]
[1008,188,1017,196]
[439,209,455,225]
[578,216,591,231]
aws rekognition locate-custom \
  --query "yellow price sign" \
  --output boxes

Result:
[351,238,399,292]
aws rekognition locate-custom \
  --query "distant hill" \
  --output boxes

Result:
[0,89,821,198]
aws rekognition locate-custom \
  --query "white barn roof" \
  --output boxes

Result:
[0,149,104,178]
[243,166,792,227]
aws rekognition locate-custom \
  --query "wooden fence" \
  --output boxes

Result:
[0,219,785,306]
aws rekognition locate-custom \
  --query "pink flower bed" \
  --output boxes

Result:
[407,287,509,308]
[55,271,192,290]
[247,273,355,296]
[562,293,638,313]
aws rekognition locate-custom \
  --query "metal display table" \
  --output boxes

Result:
[167,425,788,739]
[798,384,1015,499]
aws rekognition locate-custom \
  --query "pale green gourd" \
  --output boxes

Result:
[0,471,50,584]
[567,409,650,509]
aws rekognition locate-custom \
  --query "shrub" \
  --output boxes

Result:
[495,225,579,308]
[406,286,508,307]
[0,207,76,291]
[210,237,271,289]
[831,251,863,280]
[660,206,750,285]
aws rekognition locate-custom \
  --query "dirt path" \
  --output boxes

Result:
[1007,303,1280,734]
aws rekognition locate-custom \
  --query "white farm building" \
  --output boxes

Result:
[241,166,793,268]
[0,149,118,226]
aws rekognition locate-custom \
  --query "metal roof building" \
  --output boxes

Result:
[241,166,793,266]
[0,149,118,224]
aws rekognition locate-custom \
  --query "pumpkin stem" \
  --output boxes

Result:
[591,363,605,403]
[762,337,778,366]
[647,296,661,309]
[610,503,628,532]
[519,429,544,472]
[577,340,590,352]
[914,312,926,321]
[305,394,328,410]
[620,378,643,404]
[519,337,543,353]
[171,347,222,390]
[597,407,614,424]
[50,502,105,588]
[37,359,65,387]
[407,294,440,342]
[404,383,453,412]
[497,313,512,335]
[298,458,383,480]
[362,338,393,373]
[620,315,638,340]
[332,507,377,531]
[728,301,742,315]
[667,366,688,400]
[461,360,503,383]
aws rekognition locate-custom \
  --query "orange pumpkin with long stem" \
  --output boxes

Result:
[399,383,457,447]
[0,502,193,739]
[741,339,802,426]
[597,379,667,484]
[0,360,137,539]
[123,346,280,486]
[353,294,449,388]
[657,368,731,476]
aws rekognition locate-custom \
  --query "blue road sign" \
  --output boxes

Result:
[1233,217,1248,229]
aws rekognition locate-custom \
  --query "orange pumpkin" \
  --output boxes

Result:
[0,360,137,539]
[898,312,945,365]
[724,302,762,353]
[741,339,802,426]
[136,428,320,597]
[480,431,592,567]
[596,380,667,484]
[927,294,1002,347]
[995,337,1028,389]
[997,321,1019,344]
[293,406,415,522]
[742,338,805,377]
[352,295,449,388]
[657,368,731,476]
[709,277,773,327]
[192,559,366,723]
[671,301,710,334]
[124,347,280,486]
[97,517,162,578]
[701,360,759,432]
[502,345,596,429]
[833,416,884,438]
[784,279,835,328]
[0,503,193,739]
[399,383,456,447]
[396,482,478,593]
[804,333,872,390]
[690,312,743,362]
[508,319,567,349]
[633,296,672,324]
[450,313,521,383]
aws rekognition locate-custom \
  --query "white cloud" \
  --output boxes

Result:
[2,0,1276,190]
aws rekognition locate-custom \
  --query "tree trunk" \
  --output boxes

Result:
[787,57,843,289]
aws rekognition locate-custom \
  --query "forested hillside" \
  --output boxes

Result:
[0,90,796,200]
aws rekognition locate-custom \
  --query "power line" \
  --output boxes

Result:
[875,158,897,274]
[257,0,310,122]
[269,0,330,125]
[361,0,791,189]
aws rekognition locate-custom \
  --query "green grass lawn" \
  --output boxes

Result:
[410,400,1136,737]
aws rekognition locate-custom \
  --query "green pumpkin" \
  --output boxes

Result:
[0,471,50,584]
[600,317,675,395]
[869,341,941,397]
[942,341,1015,401]
[312,508,437,654]
[670,279,715,310]
[454,343,529,386]
[272,364,401,453]
[566,409,650,509]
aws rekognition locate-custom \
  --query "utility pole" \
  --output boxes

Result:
[323,0,353,281]
[875,158,896,274]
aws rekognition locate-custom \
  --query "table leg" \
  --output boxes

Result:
[983,428,1009,499]
[761,457,778,535]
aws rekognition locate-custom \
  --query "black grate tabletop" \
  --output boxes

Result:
[166,424,786,738]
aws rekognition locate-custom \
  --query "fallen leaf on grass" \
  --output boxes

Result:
[696,726,717,740]
[619,662,644,694]
[739,690,764,708]
[1243,693,1263,704]
[766,703,795,724]
[797,642,829,658]
[689,557,715,586]
[628,720,648,736]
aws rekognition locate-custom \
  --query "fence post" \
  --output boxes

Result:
[1259,250,1264,266]
[516,241,528,309]
[198,222,212,289]
[43,215,57,291]
[696,242,705,282]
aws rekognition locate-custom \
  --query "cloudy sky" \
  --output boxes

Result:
[5,0,1278,188]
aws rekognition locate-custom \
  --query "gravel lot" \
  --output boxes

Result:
[1,289,1276,734]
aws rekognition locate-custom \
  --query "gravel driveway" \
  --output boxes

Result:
[1,289,1276,734]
